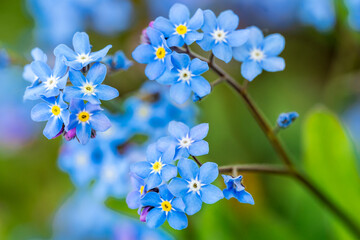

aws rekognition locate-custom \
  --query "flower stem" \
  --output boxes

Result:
[219,164,290,175]
[191,155,202,166]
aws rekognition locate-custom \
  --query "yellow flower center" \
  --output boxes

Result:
[161,201,172,212]
[152,161,163,173]
[78,111,90,122]
[51,105,61,116]
[140,185,145,195]
[176,25,187,35]
[155,47,166,59]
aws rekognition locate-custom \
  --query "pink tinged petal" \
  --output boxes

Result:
[200,184,224,204]
[189,140,209,156]
[190,123,209,141]
[31,103,51,122]
[87,63,107,85]
[227,29,250,47]
[177,158,199,180]
[199,162,218,184]
[241,60,262,81]
[140,206,152,222]
[146,208,166,228]
[170,82,192,104]
[168,121,189,139]
[261,57,285,72]
[183,193,202,215]
[64,128,76,141]
[96,85,119,101]
[202,10,217,32]
[89,113,111,132]
[217,10,239,32]
[168,211,188,230]
[190,76,211,98]
[263,33,285,56]
[72,32,91,54]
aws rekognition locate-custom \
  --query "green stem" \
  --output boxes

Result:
[219,164,290,175]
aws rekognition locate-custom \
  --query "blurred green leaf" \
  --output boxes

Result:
[303,107,360,239]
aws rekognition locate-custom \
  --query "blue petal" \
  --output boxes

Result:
[263,34,285,56]
[131,161,152,179]
[168,121,189,139]
[188,8,204,30]
[90,45,112,62]
[167,35,184,47]
[197,34,215,51]
[145,60,166,80]
[31,48,47,62]
[190,76,211,98]
[200,184,224,204]
[169,3,190,25]
[158,185,174,200]
[23,64,36,83]
[146,27,163,47]
[141,192,161,207]
[161,147,176,164]
[146,143,162,163]
[199,162,218,184]
[171,53,190,70]
[217,10,239,31]
[57,73,69,90]
[53,57,67,78]
[54,44,77,60]
[227,29,249,47]
[31,103,51,122]
[64,60,83,70]
[232,45,250,62]
[161,164,177,182]
[24,82,44,100]
[189,123,209,141]
[168,178,188,197]
[261,57,285,72]
[89,112,111,132]
[223,188,235,200]
[126,191,141,209]
[85,103,102,113]
[147,173,162,189]
[43,116,63,139]
[146,208,166,228]
[69,69,86,86]
[96,85,119,101]
[31,61,51,80]
[171,197,185,212]
[82,94,101,104]
[87,63,107,85]
[213,42,232,63]
[177,158,199,180]
[175,147,190,160]
[235,190,255,205]
[189,140,209,156]
[170,82,191,104]
[76,123,91,145]
[247,26,264,47]
[63,86,83,103]
[132,44,155,64]
[168,211,188,230]
[60,109,70,127]
[183,193,202,215]
[153,17,174,37]
[202,10,217,33]
[184,32,203,45]
[156,137,177,155]
[69,99,85,113]
[156,70,177,85]
[241,60,262,81]
[189,58,208,75]
[72,32,91,54]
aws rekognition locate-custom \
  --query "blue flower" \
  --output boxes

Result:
[277,112,299,128]
[67,99,111,145]
[299,0,335,32]
[126,174,147,210]
[31,94,69,139]
[233,26,285,81]
[157,121,209,159]
[153,3,203,47]
[197,10,249,63]
[64,63,119,104]
[345,0,360,31]
[222,175,254,204]
[131,143,177,189]
[23,48,48,83]
[132,27,173,80]
[168,158,223,215]
[54,32,112,70]
[103,50,133,71]
[141,185,188,230]
[156,52,210,104]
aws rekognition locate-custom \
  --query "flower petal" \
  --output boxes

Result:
[76,123,91,145]
[170,82,191,104]
[31,61,51,80]
[261,57,285,72]
[147,173,162,189]
[169,3,190,25]
[232,45,250,62]
[89,112,111,132]
[189,58,208,75]
[31,102,51,122]
[241,60,262,81]
[72,32,91,54]
[167,35,184,47]
[168,177,189,197]
[212,42,232,63]
[197,33,215,51]
[154,17,174,37]
[177,158,199,180]
[90,45,112,62]
[54,44,77,60]
[189,123,209,141]
[126,191,141,209]
[199,162,218,184]
[184,32,203,45]
[132,44,156,64]
[218,10,239,31]
[200,184,224,204]
[52,57,67,77]
[263,33,285,56]
[171,53,190,70]
[145,60,165,80]
[131,161,152,179]
[168,211,188,230]
[146,208,166,228]
[63,86,84,103]
[247,26,264,47]
[161,164,177,182]
[168,121,189,139]
[96,85,119,101]
[190,76,211,98]
[43,116,63,139]
[189,140,209,156]
[183,193,202,215]
[188,8,204,30]
[87,63,107,85]
[227,29,249,47]
[202,10,217,33]
[141,192,161,207]
[69,69,86,86]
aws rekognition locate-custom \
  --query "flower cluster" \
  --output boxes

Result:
[277,112,299,128]
[24,32,124,144]
[132,3,286,103]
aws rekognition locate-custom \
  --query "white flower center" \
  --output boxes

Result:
[137,105,150,118]
[44,75,59,90]
[250,48,265,61]
[178,68,192,84]
[82,83,96,95]
[188,178,203,195]
[178,135,194,149]
[76,53,92,64]
[211,28,228,44]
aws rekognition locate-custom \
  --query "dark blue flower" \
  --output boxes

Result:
[153,3,203,47]
[156,52,210,104]
[168,158,223,215]
[141,185,188,230]
[197,9,249,63]
[277,112,299,128]
[132,27,173,80]
[222,175,254,204]
[64,63,119,104]
[67,99,111,145]
[233,26,285,81]
[31,94,69,139]
[54,32,112,70]
[102,50,133,71]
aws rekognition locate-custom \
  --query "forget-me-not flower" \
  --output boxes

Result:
[157,121,209,160]
[64,63,119,104]
[168,158,223,215]
[67,99,111,145]
[132,27,173,80]
[102,50,133,71]
[141,185,188,230]
[131,143,177,189]
[299,0,335,32]
[31,94,69,139]
[233,26,285,81]
[156,52,210,104]
[197,9,249,63]
[222,175,254,204]
[126,174,147,210]
[277,112,299,128]
[23,48,48,83]
[153,3,203,47]
[54,32,112,70]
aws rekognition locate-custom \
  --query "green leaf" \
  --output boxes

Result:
[303,107,360,239]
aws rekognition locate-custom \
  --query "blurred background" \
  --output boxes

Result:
[0,0,360,239]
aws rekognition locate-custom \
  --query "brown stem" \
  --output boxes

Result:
[191,155,202,166]
[219,164,290,175]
